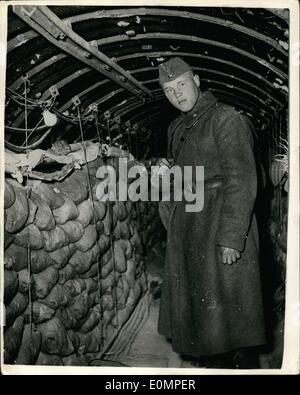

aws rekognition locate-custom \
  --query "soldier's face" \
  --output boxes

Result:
[162,71,200,112]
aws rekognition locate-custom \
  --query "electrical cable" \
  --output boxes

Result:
[5,128,52,152]
[23,77,34,341]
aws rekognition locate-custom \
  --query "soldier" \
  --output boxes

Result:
[157,57,266,368]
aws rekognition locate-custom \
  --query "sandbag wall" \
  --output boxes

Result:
[3,156,163,366]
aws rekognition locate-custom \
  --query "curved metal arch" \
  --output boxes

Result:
[65,7,287,56]
[8,8,287,58]
[83,76,276,120]
[9,46,287,97]
[10,54,67,91]
[9,47,285,126]
[117,51,287,91]
[106,88,273,125]
[95,33,287,79]
[7,30,39,53]
[57,64,283,111]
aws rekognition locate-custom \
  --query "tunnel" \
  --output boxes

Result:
[3,5,290,369]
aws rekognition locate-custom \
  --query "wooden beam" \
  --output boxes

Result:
[12,5,153,99]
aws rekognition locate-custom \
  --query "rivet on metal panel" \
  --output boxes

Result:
[72,96,81,106]
[104,111,111,119]
[49,85,59,97]
[102,64,111,71]
[90,40,98,49]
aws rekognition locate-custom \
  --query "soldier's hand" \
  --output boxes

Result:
[218,246,241,265]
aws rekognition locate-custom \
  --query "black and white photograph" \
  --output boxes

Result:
[0,0,299,374]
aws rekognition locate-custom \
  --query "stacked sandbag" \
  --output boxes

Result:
[4,155,162,366]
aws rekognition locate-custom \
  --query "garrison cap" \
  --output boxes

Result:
[158,57,193,85]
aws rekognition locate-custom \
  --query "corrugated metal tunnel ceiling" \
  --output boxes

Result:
[5,5,289,158]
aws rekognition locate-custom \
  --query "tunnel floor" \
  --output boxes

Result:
[107,244,199,369]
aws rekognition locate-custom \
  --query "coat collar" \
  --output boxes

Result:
[182,90,218,129]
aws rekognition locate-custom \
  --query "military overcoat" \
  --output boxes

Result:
[158,91,266,356]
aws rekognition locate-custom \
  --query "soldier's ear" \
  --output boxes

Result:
[193,74,200,88]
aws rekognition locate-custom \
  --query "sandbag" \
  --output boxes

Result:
[33,182,64,210]
[33,266,59,299]
[114,240,127,273]
[4,229,15,250]
[67,330,81,351]
[77,326,102,354]
[4,243,28,271]
[101,260,113,278]
[102,308,115,326]
[30,249,54,274]
[126,200,133,214]
[125,257,136,288]
[69,243,98,274]
[119,276,130,304]
[49,245,75,270]
[42,226,69,252]
[4,269,19,305]
[96,220,104,235]
[53,170,89,204]
[58,264,77,284]
[5,183,29,233]
[79,263,98,279]
[39,284,72,310]
[76,199,94,227]
[64,278,87,296]
[127,281,142,307]
[6,292,28,328]
[78,305,101,334]
[16,325,42,365]
[14,224,44,250]
[102,209,113,235]
[59,221,84,243]
[36,352,64,366]
[4,316,24,364]
[85,278,98,294]
[25,197,38,226]
[18,268,31,294]
[74,224,97,252]
[101,247,112,267]
[114,202,127,221]
[130,226,143,254]
[98,234,110,254]
[119,221,131,240]
[116,286,126,309]
[101,294,115,315]
[4,181,16,209]
[101,271,120,295]
[38,317,74,356]
[113,221,121,240]
[118,238,133,259]
[24,301,55,324]
[94,201,106,221]
[52,194,79,224]
[55,308,76,330]
[64,292,90,323]
[31,192,55,231]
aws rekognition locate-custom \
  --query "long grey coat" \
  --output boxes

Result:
[158,91,266,357]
